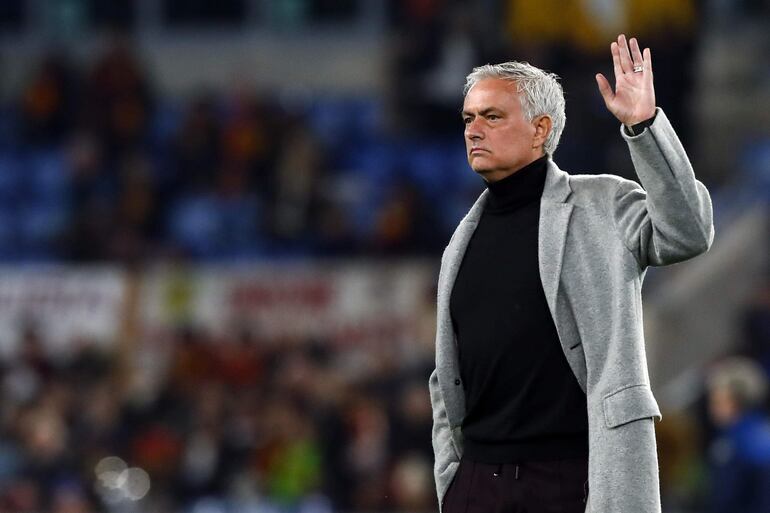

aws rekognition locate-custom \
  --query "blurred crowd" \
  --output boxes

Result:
[0,316,438,513]
[1,39,457,262]
[0,0,724,263]
[0,277,767,513]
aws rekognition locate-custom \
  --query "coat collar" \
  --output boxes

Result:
[538,159,573,317]
[460,158,572,227]
[542,158,572,204]
[441,157,574,315]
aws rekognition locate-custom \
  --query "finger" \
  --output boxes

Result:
[617,34,633,74]
[595,73,614,106]
[630,37,644,67]
[643,47,653,74]
[610,42,623,82]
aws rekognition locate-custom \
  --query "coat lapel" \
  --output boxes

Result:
[539,160,573,315]
[435,189,487,426]
[437,190,487,300]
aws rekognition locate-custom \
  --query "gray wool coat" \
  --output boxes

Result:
[430,108,714,513]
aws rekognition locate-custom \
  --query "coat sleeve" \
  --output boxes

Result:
[429,367,460,508]
[612,108,715,268]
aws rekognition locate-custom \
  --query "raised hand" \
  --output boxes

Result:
[595,34,656,126]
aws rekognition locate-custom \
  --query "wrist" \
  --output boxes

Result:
[624,111,657,136]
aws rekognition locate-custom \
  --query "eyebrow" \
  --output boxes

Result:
[460,107,501,118]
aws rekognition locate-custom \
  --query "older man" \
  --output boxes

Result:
[430,35,714,513]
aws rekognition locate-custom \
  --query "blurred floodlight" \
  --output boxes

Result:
[98,469,124,489]
[94,456,151,502]
[95,456,128,491]
[123,467,151,500]
[95,456,128,477]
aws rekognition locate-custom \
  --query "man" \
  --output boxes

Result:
[429,34,714,513]
[706,357,770,513]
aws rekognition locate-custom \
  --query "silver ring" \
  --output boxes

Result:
[633,65,644,73]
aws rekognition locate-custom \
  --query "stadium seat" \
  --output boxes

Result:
[24,149,69,203]
[308,96,383,148]
[18,199,68,251]
[0,154,23,203]
[150,101,183,145]
[167,194,222,258]
[0,206,17,260]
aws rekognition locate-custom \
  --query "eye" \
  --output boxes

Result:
[462,117,472,125]
[487,114,500,121]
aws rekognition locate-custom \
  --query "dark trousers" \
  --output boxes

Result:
[442,456,589,513]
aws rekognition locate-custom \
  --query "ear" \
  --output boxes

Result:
[532,115,553,151]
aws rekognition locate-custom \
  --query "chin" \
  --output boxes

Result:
[470,165,493,176]
[468,159,487,172]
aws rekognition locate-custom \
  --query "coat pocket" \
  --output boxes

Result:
[602,384,662,428]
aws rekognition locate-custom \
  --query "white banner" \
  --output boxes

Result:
[139,261,436,347]
[0,267,127,357]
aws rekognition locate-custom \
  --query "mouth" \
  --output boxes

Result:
[470,148,488,155]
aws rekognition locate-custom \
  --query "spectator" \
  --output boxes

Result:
[705,356,770,513]
[83,39,155,160]
[270,117,326,245]
[169,93,222,193]
[18,52,78,147]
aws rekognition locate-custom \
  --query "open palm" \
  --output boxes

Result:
[596,34,656,126]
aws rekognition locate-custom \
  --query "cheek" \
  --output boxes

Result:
[514,123,535,140]
[495,129,529,153]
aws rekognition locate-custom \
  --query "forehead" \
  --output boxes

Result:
[463,78,521,112]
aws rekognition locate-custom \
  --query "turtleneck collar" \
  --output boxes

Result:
[484,155,548,213]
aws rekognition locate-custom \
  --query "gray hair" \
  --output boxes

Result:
[464,61,566,156]
[707,356,768,411]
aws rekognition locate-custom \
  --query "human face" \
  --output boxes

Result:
[462,78,548,182]
[708,386,740,428]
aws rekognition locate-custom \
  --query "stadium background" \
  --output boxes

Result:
[0,0,768,512]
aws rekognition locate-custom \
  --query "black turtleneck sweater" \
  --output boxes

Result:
[450,155,588,463]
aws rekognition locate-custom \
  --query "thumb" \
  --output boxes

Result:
[595,73,614,107]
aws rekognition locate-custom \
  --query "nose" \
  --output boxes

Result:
[465,119,483,141]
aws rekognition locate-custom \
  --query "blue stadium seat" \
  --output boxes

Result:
[168,193,265,259]
[395,140,483,234]
[402,140,477,205]
[167,194,222,258]
[0,207,17,260]
[308,96,383,148]
[331,140,403,237]
[17,200,68,250]
[338,141,395,182]
[308,97,348,147]
[24,149,69,203]
[151,101,183,145]
[346,97,383,139]
[0,105,18,149]
[740,138,770,200]
[404,142,452,196]
[0,154,23,203]
[216,194,261,256]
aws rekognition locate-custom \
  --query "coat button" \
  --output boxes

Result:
[454,379,461,386]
